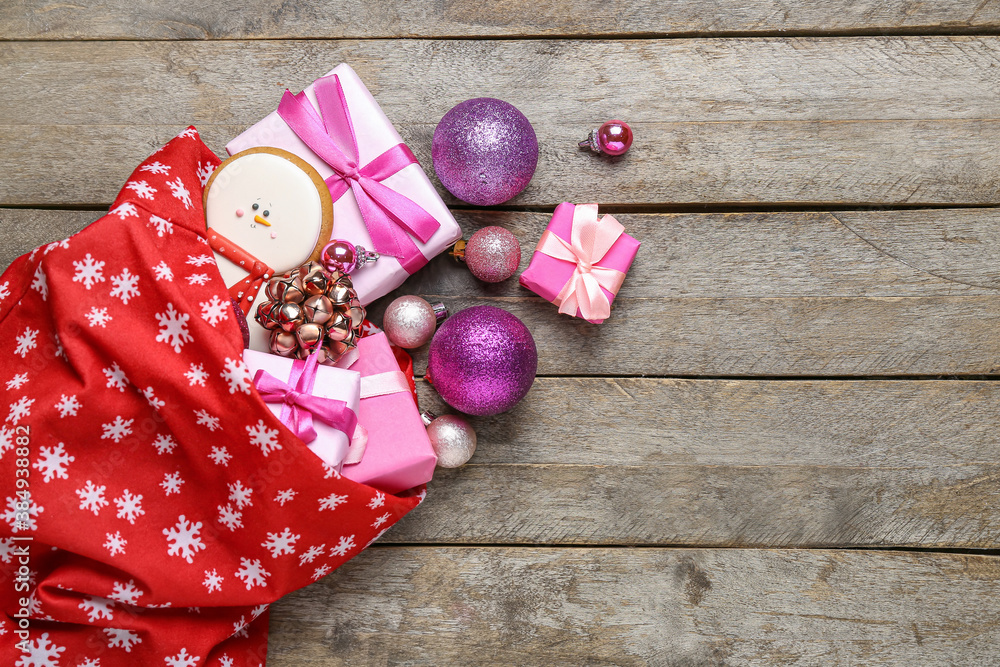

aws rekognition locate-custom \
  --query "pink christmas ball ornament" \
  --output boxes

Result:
[426,305,537,416]
[579,120,633,156]
[432,98,539,206]
[451,226,522,283]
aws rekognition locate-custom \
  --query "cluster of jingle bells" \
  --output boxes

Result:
[254,240,379,365]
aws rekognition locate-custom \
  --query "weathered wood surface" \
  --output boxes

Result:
[6,1,1000,39]
[270,547,1000,666]
[7,208,1000,377]
[6,37,1000,206]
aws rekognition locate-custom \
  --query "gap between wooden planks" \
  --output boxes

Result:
[267,547,1000,665]
[5,38,1000,207]
[4,1,1000,39]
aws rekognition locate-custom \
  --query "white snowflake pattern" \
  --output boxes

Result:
[72,253,106,289]
[155,303,193,353]
[318,493,348,512]
[228,480,253,509]
[102,362,129,392]
[6,373,28,390]
[151,433,177,455]
[247,419,280,456]
[208,446,231,466]
[109,268,140,304]
[16,632,65,666]
[79,595,115,622]
[200,295,230,326]
[125,180,157,200]
[232,615,249,639]
[194,408,220,431]
[234,558,270,590]
[186,254,214,267]
[329,534,356,558]
[153,260,174,281]
[149,214,174,238]
[104,531,127,556]
[312,564,331,581]
[101,416,134,443]
[196,161,215,186]
[14,327,38,358]
[140,161,171,175]
[55,394,81,417]
[186,273,209,286]
[221,357,252,394]
[262,528,300,558]
[52,332,66,361]
[3,495,42,533]
[0,427,12,460]
[0,281,9,301]
[274,488,297,506]
[31,264,47,300]
[218,656,234,667]
[161,471,184,496]
[77,481,108,515]
[109,579,143,606]
[43,238,70,255]
[216,503,243,531]
[164,647,199,667]
[163,515,207,564]
[322,462,341,479]
[184,363,208,386]
[368,491,385,510]
[7,396,34,425]
[33,443,74,483]
[110,202,138,219]
[142,386,165,411]
[202,569,223,593]
[298,544,325,566]
[177,127,198,140]
[166,177,192,209]
[105,627,142,653]
[85,306,112,328]
[372,513,391,529]
[114,489,144,524]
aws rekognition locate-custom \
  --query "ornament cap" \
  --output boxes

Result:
[449,239,467,262]
[432,302,449,323]
[420,410,437,426]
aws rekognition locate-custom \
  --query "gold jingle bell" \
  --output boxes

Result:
[326,282,353,306]
[326,312,352,342]
[270,330,299,357]
[300,263,330,297]
[276,302,305,333]
[256,300,282,331]
[303,294,334,325]
[265,274,297,302]
[295,322,325,355]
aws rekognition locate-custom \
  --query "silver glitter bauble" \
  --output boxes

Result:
[383,296,448,349]
[422,412,477,468]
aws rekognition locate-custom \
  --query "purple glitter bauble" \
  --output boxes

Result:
[432,98,538,206]
[231,297,250,348]
[426,305,537,416]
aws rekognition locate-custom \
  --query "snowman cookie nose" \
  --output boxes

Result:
[254,214,271,227]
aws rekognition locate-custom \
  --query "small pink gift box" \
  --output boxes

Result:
[226,63,463,306]
[341,332,437,494]
[243,349,362,470]
[519,202,640,324]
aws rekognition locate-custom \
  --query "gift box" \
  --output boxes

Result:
[243,348,362,470]
[519,202,640,324]
[226,63,463,305]
[341,332,437,494]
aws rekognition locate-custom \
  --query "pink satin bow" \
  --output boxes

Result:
[535,204,627,321]
[253,353,358,445]
[277,75,441,274]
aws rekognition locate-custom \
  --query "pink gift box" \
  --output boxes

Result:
[243,349,361,470]
[341,332,436,494]
[519,202,640,324]
[226,63,463,306]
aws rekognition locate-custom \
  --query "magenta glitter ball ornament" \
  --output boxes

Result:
[432,98,538,206]
[426,305,537,416]
[231,297,250,348]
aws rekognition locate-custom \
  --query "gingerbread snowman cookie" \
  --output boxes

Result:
[204,147,333,351]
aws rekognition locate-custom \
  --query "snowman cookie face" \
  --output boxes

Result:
[204,147,333,287]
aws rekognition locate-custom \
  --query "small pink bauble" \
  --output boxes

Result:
[383,296,448,349]
[321,239,379,274]
[422,412,477,468]
[463,226,521,283]
[579,120,633,156]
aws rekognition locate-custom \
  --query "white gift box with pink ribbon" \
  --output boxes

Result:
[243,349,363,471]
[226,63,463,305]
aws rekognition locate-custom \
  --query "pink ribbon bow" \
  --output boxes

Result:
[535,204,627,321]
[277,75,441,273]
[253,353,358,445]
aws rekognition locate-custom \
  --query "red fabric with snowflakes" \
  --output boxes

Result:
[0,128,423,667]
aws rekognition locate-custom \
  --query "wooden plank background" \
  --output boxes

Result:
[4,2,1000,664]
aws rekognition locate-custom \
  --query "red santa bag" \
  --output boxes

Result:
[0,128,423,666]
